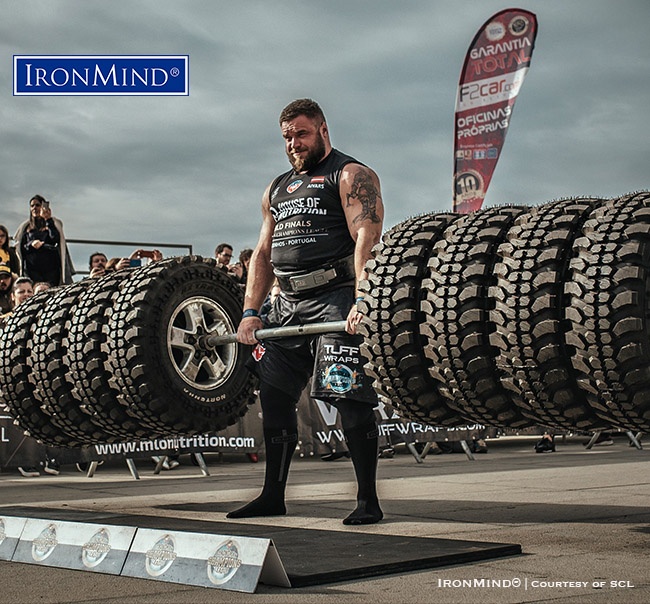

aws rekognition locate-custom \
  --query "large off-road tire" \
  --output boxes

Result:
[421,205,533,428]
[67,269,156,440]
[358,213,469,426]
[28,280,116,444]
[105,256,257,434]
[0,290,87,447]
[566,191,650,431]
[489,197,610,431]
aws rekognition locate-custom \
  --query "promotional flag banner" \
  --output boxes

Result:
[453,9,537,213]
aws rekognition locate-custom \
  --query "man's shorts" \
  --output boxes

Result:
[246,286,377,404]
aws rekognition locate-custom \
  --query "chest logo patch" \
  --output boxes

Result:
[286,179,303,194]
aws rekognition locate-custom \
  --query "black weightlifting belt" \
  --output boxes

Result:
[274,255,355,294]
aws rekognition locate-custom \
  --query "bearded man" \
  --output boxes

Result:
[228,98,385,525]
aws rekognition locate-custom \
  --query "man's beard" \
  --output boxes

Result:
[287,133,326,173]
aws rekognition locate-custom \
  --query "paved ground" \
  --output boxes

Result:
[0,433,648,604]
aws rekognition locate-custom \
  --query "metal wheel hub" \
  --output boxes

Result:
[167,296,237,390]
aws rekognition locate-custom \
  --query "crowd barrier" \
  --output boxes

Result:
[1,394,492,473]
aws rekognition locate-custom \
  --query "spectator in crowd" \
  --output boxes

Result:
[535,432,556,453]
[90,249,161,278]
[10,277,34,307]
[105,257,129,273]
[33,281,52,295]
[0,264,15,314]
[240,247,253,269]
[259,279,281,323]
[0,225,20,275]
[228,247,253,285]
[88,252,108,279]
[0,276,33,328]
[130,248,162,265]
[214,243,234,269]
[14,195,74,286]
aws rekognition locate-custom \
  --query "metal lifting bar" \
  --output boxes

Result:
[204,320,349,348]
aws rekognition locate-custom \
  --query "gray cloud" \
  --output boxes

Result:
[1,0,648,274]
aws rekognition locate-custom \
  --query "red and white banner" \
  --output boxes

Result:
[453,8,537,213]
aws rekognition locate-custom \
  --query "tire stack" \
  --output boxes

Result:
[2,192,649,446]
[358,212,463,427]
[0,256,257,446]
[359,191,650,433]
[422,204,531,429]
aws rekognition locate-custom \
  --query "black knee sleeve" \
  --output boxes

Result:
[330,399,376,432]
[259,382,299,431]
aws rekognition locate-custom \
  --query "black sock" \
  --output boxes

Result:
[342,421,383,526]
[227,426,297,519]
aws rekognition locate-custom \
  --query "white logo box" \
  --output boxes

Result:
[12,517,136,574]
[4,516,289,593]
[122,527,289,593]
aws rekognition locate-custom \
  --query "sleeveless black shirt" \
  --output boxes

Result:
[269,148,359,272]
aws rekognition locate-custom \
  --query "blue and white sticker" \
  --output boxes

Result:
[82,528,112,569]
[31,524,58,562]
[321,363,361,394]
[207,540,242,585]
[145,534,177,577]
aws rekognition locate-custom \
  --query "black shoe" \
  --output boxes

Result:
[321,451,350,461]
[76,461,103,472]
[473,439,488,454]
[535,437,555,453]
[426,442,443,455]
[43,459,60,475]
[164,458,180,470]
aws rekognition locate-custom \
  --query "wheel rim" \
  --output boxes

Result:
[167,296,238,391]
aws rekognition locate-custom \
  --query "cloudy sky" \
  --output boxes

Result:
[1,0,648,273]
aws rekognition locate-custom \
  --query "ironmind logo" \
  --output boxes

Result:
[13,55,189,96]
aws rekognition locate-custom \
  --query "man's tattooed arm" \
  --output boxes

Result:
[346,168,382,224]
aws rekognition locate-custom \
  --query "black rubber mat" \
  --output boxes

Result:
[2,506,521,588]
